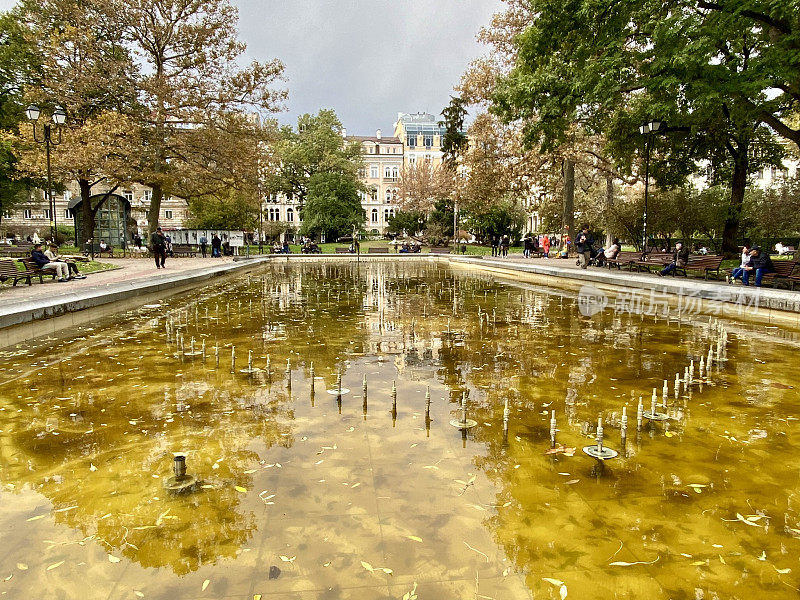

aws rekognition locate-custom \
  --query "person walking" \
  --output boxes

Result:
[491,235,499,257]
[575,225,594,269]
[542,235,550,259]
[211,234,222,257]
[658,241,689,276]
[742,246,774,287]
[523,236,532,258]
[199,234,208,258]
[151,226,167,269]
[501,234,510,257]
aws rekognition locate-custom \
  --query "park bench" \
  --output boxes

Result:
[335,247,350,254]
[18,257,59,283]
[606,251,642,270]
[0,258,32,286]
[760,260,798,288]
[680,255,725,279]
[170,244,197,257]
[0,247,33,258]
[429,247,451,254]
[632,253,672,272]
[367,247,389,254]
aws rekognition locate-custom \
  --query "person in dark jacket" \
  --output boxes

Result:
[150,226,167,269]
[211,234,222,257]
[30,243,70,281]
[491,235,499,257]
[742,246,774,287]
[575,225,594,269]
[658,241,690,276]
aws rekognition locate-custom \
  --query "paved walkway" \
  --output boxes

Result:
[0,257,236,303]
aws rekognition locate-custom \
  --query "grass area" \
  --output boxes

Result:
[77,261,118,274]
[241,240,524,256]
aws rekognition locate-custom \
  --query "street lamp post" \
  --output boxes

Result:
[639,120,664,257]
[26,104,66,243]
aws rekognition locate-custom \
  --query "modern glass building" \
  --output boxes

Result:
[70,193,133,248]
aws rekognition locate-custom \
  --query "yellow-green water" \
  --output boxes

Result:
[1,261,799,599]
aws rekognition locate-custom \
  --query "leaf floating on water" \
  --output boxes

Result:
[134,592,145,598]
[254,595,262,600]
[201,579,210,591]
[26,515,45,522]
[322,562,331,567]
[691,560,705,566]
[46,561,64,571]
[279,555,296,563]
[234,486,247,493]
[381,567,393,575]
[560,584,568,600]
[407,535,423,543]
[361,560,374,572]
[89,464,97,472]
[775,567,792,574]
[108,555,121,563]
[542,578,565,586]
[609,556,660,566]
[757,551,767,561]
[16,563,27,571]
[565,479,580,485]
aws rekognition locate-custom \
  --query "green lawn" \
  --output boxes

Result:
[241,240,524,256]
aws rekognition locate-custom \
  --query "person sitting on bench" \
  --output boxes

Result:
[45,243,85,279]
[742,246,774,287]
[658,241,689,276]
[727,245,750,284]
[596,238,620,267]
[30,243,71,281]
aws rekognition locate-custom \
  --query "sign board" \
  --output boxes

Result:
[229,232,245,247]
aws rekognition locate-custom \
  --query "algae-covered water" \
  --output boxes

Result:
[1,261,799,599]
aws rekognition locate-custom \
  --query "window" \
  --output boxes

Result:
[123,190,133,203]
[165,210,173,219]
[370,165,379,179]
[24,208,32,219]
[63,190,71,204]
[287,208,294,222]
[385,189,392,203]
[384,209,389,222]
[143,190,152,203]
[371,208,378,223]
[407,134,416,147]
[64,208,72,219]
[424,135,433,148]
[409,156,416,166]
[392,166,399,178]
[43,208,51,219]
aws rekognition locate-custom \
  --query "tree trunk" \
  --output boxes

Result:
[722,151,748,257]
[147,183,163,235]
[605,176,614,247]
[78,178,94,247]
[562,159,575,250]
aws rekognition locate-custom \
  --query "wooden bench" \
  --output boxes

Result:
[606,251,642,270]
[367,247,389,254]
[335,247,351,254]
[633,253,672,272]
[761,260,798,288]
[429,247,452,254]
[171,244,197,257]
[681,255,725,279]
[18,258,59,283]
[0,258,32,286]
[0,247,33,258]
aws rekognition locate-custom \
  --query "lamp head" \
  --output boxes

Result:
[649,119,664,132]
[52,106,67,125]
[25,104,40,121]
[639,123,650,135]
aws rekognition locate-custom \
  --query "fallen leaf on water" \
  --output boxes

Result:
[254,595,262,600]
[542,578,564,586]
[322,562,331,567]
[560,584,568,600]
[361,560,374,572]
[46,561,64,571]
[609,556,660,566]
[775,567,792,574]
[719,555,726,565]
[407,535,423,543]
[758,551,767,561]
[691,560,705,566]
[16,563,27,571]
[89,464,97,472]
[664,431,675,438]
[26,515,45,522]
[279,555,296,563]
[381,567,393,575]
[565,479,580,485]
[134,592,144,598]
[201,579,210,591]
[108,555,121,563]
[234,486,247,493]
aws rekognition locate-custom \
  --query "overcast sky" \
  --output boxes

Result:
[0,0,503,135]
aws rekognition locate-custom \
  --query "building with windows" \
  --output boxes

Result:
[393,112,446,170]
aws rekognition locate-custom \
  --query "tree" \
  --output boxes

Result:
[185,188,258,230]
[439,96,469,168]
[265,110,363,206]
[386,210,426,237]
[299,172,364,241]
[116,0,285,234]
[397,162,454,215]
[492,0,793,254]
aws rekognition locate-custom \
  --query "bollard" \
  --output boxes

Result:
[391,380,398,425]
[173,455,187,479]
